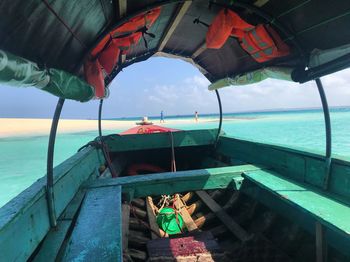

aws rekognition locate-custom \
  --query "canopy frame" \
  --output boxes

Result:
[46,97,65,228]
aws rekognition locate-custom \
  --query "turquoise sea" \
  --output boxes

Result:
[1,108,350,207]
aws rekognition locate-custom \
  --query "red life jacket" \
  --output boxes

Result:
[206,9,290,62]
[85,7,161,97]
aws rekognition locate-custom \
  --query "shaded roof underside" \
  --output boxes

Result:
[1,0,350,85]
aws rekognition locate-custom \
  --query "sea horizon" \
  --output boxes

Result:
[2,105,350,121]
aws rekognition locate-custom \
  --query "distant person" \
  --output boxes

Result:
[160,110,165,123]
[195,111,199,122]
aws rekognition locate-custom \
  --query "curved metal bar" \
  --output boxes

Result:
[315,78,332,189]
[98,99,103,137]
[47,97,65,228]
[214,89,223,147]
[97,99,118,177]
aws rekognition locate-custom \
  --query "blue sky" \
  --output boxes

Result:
[0,57,350,119]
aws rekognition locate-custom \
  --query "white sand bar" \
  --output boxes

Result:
[0,118,134,138]
[0,118,213,138]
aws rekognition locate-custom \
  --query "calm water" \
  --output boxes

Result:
[0,108,350,207]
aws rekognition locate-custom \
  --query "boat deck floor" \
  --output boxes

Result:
[30,168,350,261]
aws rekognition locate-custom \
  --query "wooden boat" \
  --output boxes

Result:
[1,1,350,261]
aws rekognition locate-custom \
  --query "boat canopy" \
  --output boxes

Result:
[1,0,350,101]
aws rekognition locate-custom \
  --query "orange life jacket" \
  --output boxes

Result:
[85,7,161,96]
[206,9,290,62]
[91,7,161,58]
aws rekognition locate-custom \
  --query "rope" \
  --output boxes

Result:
[169,131,177,172]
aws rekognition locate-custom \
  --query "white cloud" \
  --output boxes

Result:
[1,56,349,118]
[137,68,350,116]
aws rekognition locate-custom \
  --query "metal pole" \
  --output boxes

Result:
[46,97,65,228]
[315,78,332,190]
[98,99,103,137]
[215,89,223,147]
[98,99,118,177]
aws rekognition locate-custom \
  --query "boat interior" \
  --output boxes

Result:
[1,0,350,261]
[0,129,348,261]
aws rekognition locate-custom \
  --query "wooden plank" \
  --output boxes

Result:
[192,42,206,58]
[62,186,122,261]
[242,170,350,256]
[88,165,262,199]
[0,148,103,262]
[59,190,86,220]
[243,169,350,235]
[316,221,326,262]
[158,1,192,51]
[128,248,147,261]
[181,192,193,202]
[121,54,126,64]
[122,204,130,250]
[118,0,127,17]
[33,221,71,262]
[105,129,218,152]
[146,196,164,239]
[196,191,250,241]
[186,200,202,215]
[254,0,269,7]
[147,231,222,260]
[194,213,216,228]
[33,189,87,261]
[174,194,198,231]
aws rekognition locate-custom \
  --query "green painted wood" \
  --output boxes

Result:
[217,136,350,202]
[104,129,218,152]
[241,170,350,256]
[329,162,350,201]
[33,220,71,262]
[200,156,228,168]
[0,148,103,262]
[62,186,122,262]
[33,190,87,261]
[243,169,350,235]
[88,165,262,198]
[59,190,86,220]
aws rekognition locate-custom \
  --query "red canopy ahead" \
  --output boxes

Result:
[121,125,180,135]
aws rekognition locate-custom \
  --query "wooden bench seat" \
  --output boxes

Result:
[62,186,122,261]
[241,169,350,256]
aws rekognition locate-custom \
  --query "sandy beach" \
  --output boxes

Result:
[0,118,213,138]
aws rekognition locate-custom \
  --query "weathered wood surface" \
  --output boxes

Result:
[104,129,218,152]
[243,169,350,235]
[0,148,103,262]
[217,135,350,203]
[33,221,71,262]
[181,192,193,202]
[122,203,130,250]
[242,169,350,256]
[88,165,262,199]
[158,1,192,51]
[147,231,223,261]
[194,213,216,228]
[128,248,147,261]
[33,190,87,261]
[196,191,250,241]
[62,186,122,262]
[174,194,198,231]
[146,196,164,239]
